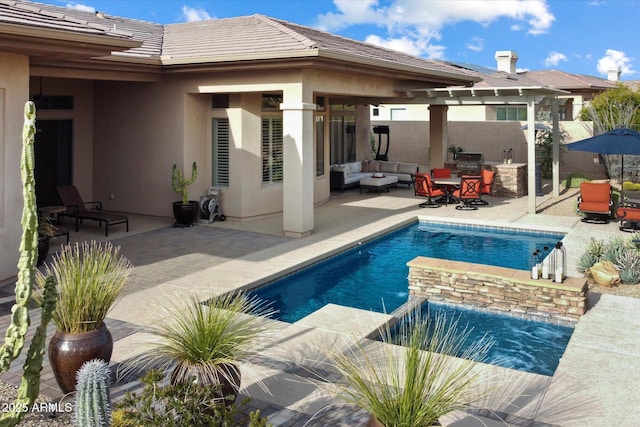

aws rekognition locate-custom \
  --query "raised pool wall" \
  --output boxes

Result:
[407,256,589,322]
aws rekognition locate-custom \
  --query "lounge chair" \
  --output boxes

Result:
[452,176,483,210]
[413,173,445,207]
[616,205,640,231]
[577,182,612,224]
[56,185,129,236]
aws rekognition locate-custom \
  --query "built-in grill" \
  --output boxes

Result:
[456,152,484,175]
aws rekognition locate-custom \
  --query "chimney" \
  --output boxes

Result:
[607,68,621,81]
[495,50,518,74]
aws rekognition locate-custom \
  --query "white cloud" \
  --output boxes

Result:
[181,5,212,22]
[545,51,567,67]
[65,3,95,13]
[466,37,484,52]
[315,0,554,59]
[597,49,634,76]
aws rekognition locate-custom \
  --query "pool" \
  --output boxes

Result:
[250,221,564,323]
[394,302,573,376]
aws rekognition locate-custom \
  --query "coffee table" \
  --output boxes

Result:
[359,175,398,193]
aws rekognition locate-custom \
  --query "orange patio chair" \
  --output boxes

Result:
[577,182,612,224]
[616,205,640,232]
[431,168,452,178]
[452,176,483,210]
[413,173,445,208]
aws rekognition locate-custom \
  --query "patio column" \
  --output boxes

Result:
[428,105,448,169]
[526,99,537,214]
[281,89,315,238]
[551,98,560,197]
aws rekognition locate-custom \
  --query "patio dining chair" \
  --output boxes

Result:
[470,168,494,206]
[577,182,612,224]
[413,173,445,208]
[431,168,452,178]
[452,176,483,210]
[56,185,129,236]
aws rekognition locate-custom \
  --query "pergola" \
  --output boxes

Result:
[401,85,570,214]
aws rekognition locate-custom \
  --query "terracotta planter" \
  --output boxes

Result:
[172,201,199,226]
[48,323,113,393]
[170,362,241,406]
[367,415,385,427]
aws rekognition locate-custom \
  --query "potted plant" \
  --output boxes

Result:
[126,292,273,405]
[323,310,493,427]
[171,161,199,226]
[34,240,133,393]
[447,145,464,161]
[37,217,56,266]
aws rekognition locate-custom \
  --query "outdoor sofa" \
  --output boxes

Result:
[330,160,419,192]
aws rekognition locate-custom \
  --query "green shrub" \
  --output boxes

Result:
[562,173,591,188]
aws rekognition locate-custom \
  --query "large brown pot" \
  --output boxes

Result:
[172,201,199,226]
[367,415,385,427]
[37,235,49,266]
[48,323,113,393]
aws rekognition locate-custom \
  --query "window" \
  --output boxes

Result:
[262,117,283,183]
[212,118,230,187]
[316,115,325,177]
[372,108,379,116]
[497,106,527,121]
[330,115,355,164]
[390,108,407,120]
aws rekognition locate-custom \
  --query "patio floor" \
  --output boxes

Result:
[1,186,638,426]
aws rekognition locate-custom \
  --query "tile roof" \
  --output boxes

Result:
[521,70,617,90]
[0,0,162,57]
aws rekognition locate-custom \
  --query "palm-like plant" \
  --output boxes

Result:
[325,310,494,427]
[34,240,132,334]
[130,292,274,401]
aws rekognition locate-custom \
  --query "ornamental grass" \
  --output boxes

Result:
[128,292,275,388]
[324,309,494,427]
[34,240,132,334]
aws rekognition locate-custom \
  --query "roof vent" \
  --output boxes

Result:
[495,50,518,74]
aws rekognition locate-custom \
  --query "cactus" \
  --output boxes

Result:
[0,101,58,426]
[171,161,197,204]
[74,359,112,427]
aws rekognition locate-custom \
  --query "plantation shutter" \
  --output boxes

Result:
[212,118,230,187]
[261,117,283,183]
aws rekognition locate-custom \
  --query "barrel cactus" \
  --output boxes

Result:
[74,359,112,427]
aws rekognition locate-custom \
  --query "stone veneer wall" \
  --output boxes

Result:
[485,162,527,198]
[407,256,589,321]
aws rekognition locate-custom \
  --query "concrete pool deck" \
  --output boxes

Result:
[1,187,639,425]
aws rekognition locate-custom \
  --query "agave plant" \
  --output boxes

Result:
[577,238,607,273]
[128,292,274,403]
[601,237,628,264]
[617,250,640,284]
[323,309,494,427]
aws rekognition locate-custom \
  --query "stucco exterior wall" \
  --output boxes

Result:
[0,53,29,281]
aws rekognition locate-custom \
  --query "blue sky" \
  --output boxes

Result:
[55,0,637,80]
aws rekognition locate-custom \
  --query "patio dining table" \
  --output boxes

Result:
[433,177,461,205]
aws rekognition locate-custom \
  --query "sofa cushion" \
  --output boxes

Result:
[395,173,413,182]
[345,172,372,185]
[372,161,381,172]
[362,160,375,172]
[380,162,398,173]
[397,162,417,174]
[347,161,362,174]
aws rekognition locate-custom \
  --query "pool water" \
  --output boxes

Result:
[403,302,573,376]
[250,221,564,323]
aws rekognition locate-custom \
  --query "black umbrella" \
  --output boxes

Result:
[566,127,640,189]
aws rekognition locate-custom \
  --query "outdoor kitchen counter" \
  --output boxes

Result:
[483,161,527,198]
